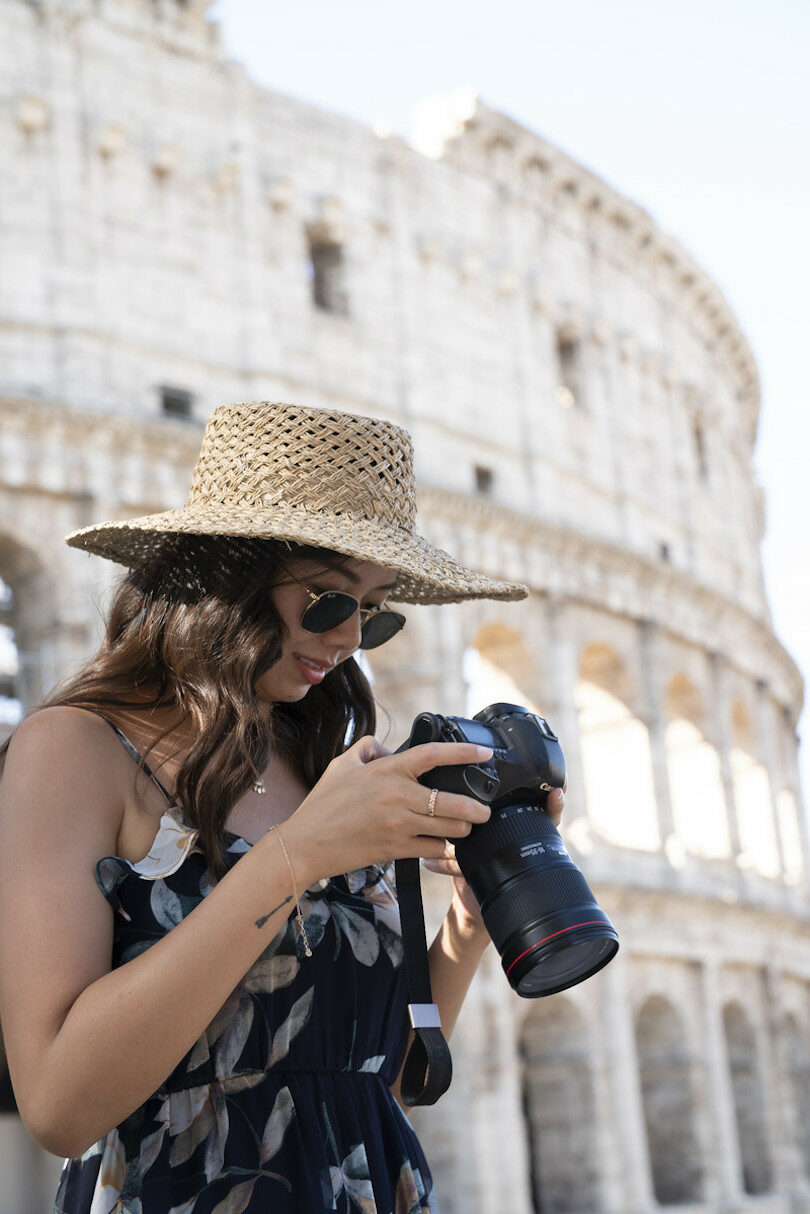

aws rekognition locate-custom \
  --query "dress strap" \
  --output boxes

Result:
[101,717,175,805]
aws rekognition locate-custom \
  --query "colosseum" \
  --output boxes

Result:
[0,1,808,1211]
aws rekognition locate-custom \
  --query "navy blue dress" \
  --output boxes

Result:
[53,719,438,1213]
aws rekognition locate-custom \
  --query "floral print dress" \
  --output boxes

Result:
[53,719,439,1214]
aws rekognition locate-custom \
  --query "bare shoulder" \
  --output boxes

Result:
[0,706,126,851]
[2,704,123,781]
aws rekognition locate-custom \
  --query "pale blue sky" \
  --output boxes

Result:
[209,0,810,790]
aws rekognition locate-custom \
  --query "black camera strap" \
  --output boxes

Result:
[394,857,453,1105]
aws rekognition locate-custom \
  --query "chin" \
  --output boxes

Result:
[255,677,311,705]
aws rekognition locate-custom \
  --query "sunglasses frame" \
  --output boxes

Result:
[277,562,406,650]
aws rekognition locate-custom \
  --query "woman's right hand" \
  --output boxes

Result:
[283,735,494,885]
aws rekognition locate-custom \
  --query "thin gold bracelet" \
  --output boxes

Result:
[269,824,312,957]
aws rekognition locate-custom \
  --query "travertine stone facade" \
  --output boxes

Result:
[0,2,808,1212]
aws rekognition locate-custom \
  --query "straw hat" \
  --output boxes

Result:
[64,401,528,605]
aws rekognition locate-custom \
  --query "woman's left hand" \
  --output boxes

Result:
[422,784,566,932]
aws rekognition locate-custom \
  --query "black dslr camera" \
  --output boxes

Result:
[397,702,618,997]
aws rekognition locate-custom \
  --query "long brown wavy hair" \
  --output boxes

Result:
[0,535,378,876]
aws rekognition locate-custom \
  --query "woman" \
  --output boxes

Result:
[0,401,564,1213]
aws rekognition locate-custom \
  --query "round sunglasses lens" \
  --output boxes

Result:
[360,612,406,650]
[301,592,357,633]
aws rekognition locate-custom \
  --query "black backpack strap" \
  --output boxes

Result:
[100,717,175,805]
[395,858,453,1105]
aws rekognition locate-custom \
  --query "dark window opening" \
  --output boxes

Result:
[475,465,494,495]
[555,332,582,408]
[308,239,349,316]
[658,541,671,563]
[160,386,194,420]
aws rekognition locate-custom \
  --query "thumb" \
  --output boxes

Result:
[350,734,389,764]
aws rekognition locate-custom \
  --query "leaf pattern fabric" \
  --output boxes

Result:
[53,722,439,1214]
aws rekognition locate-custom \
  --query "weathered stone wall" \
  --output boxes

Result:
[0,2,807,1212]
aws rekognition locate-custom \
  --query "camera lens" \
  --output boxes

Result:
[454,804,618,998]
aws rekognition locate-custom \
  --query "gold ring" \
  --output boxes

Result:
[427,788,439,816]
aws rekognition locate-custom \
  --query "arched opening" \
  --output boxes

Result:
[722,1002,772,1194]
[0,536,67,743]
[664,675,729,858]
[519,997,600,1213]
[464,623,546,720]
[576,644,658,850]
[0,575,23,742]
[730,702,779,878]
[635,995,703,1204]
[780,1014,810,1180]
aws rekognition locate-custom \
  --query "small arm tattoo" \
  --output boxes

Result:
[255,895,293,930]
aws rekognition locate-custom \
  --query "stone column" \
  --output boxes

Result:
[780,705,810,894]
[752,680,788,880]
[761,964,799,1193]
[706,653,743,863]
[700,959,743,1205]
[409,955,533,1214]
[638,619,675,847]
[369,603,448,746]
[543,596,587,828]
[598,953,656,1213]
[433,598,471,715]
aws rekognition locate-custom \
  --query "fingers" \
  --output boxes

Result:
[347,735,391,764]
[415,814,478,840]
[547,786,565,826]
[404,741,493,778]
[422,856,462,876]
[412,787,491,827]
[407,836,449,861]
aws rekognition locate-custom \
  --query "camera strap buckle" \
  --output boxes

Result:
[407,1002,441,1030]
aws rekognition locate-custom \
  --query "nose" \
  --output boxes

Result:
[324,606,363,652]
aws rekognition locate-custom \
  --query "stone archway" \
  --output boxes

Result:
[519,996,601,1214]
[576,643,658,851]
[0,534,66,734]
[0,575,22,736]
[722,1001,772,1194]
[635,995,703,1204]
[664,674,729,859]
[464,621,546,720]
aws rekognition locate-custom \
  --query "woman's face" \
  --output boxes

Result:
[254,557,399,704]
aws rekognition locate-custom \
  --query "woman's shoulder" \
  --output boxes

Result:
[0,707,129,858]
[1,706,140,795]
[7,704,120,757]
[8,703,187,768]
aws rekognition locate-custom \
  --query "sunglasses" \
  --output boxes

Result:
[279,565,406,650]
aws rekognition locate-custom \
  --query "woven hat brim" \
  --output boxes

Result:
[64,506,527,605]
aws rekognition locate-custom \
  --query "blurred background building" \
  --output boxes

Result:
[0,1,808,1211]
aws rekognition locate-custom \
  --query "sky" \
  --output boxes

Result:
[212,0,810,790]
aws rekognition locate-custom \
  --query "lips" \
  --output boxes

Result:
[294,654,334,672]
[292,653,337,685]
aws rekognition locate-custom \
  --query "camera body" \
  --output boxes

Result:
[400,701,566,810]
[397,702,618,997]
